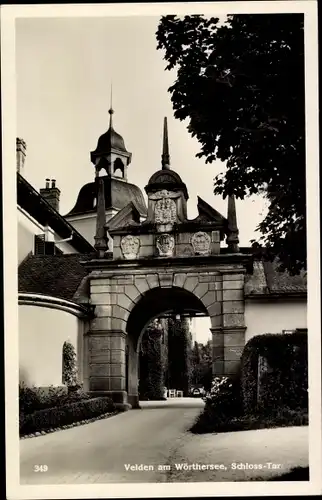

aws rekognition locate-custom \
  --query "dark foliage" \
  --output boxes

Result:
[167,317,191,395]
[190,375,242,433]
[240,332,308,414]
[191,405,308,434]
[20,397,115,436]
[19,382,90,416]
[156,14,306,275]
[190,340,212,391]
[139,322,165,400]
[62,340,78,386]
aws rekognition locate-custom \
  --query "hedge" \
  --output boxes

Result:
[20,397,115,436]
[191,406,308,434]
[240,332,308,414]
[19,382,90,415]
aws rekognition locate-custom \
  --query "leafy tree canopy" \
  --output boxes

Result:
[156,14,306,275]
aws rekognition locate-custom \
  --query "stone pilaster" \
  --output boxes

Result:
[211,327,224,376]
[87,330,129,409]
[222,272,246,375]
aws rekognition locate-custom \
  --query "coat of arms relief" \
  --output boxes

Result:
[150,190,179,232]
[191,231,211,255]
[120,235,140,259]
[156,233,175,257]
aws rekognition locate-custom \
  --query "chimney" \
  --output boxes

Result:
[16,138,26,174]
[40,178,61,212]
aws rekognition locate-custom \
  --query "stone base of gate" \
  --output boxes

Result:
[88,390,131,411]
[127,394,140,409]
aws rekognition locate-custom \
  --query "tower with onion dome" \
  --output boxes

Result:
[64,103,147,248]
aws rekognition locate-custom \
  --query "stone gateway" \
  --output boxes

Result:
[82,116,251,410]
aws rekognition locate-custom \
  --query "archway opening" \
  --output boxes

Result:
[126,287,212,408]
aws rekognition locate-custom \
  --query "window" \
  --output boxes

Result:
[34,234,63,255]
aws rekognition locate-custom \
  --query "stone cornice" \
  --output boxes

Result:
[82,252,252,273]
[18,293,92,318]
[109,220,226,236]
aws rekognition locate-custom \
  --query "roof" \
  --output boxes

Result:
[18,253,94,301]
[90,110,130,162]
[145,168,189,200]
[147,169,183,186]
[94,127,128,155]
[65,175,147,217]
[17,173,95,254]
[245,259,307,297]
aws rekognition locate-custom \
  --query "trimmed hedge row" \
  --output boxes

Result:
[240,332,308,414]
[20,397,115,436]
[19,383,91,415]
[191,406,308,434]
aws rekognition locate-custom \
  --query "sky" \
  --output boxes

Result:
[16,15,268,344]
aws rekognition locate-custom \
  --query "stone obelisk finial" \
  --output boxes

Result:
[226,194,240,253]
[94,169,108,258]
[161,117,170,170]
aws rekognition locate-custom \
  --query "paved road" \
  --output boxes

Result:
[20,398,308,484]
[20,398,204,484]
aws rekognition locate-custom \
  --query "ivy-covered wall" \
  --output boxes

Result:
[167,317,192,396]
[138,320,166,400]
[138,316,193,399]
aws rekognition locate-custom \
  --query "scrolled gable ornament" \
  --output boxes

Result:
[149,189,179,201]
[120,235,140,260]
[156,233,175,257]
[191,231,211,255]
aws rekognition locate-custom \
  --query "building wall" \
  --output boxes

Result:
[66,209,116,248]
[244,298,307,343]
[18,207,79,264]
[19,304,84,387]
[17,207,43,264]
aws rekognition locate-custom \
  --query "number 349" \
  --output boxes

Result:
[34,465,48,472]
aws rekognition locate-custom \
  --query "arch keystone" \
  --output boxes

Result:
[159,273,173,288]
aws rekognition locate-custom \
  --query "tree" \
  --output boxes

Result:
[190,340,213,390]
[156,14,306,275]
[62,341,78,387]
[139,321,165,400]
[168,317,191,395]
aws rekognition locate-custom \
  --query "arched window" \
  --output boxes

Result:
[113,158,124,178]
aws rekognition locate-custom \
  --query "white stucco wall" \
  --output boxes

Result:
[244,299,307,343]
[65,215,96,246]
[17,207,43,264]
[66,209,116,249]
[19,304,84,387]
[18,207,79,263]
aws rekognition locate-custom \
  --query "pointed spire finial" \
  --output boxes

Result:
[226,194,240,253]
[108,81,114,128]
[161,117,170,170]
